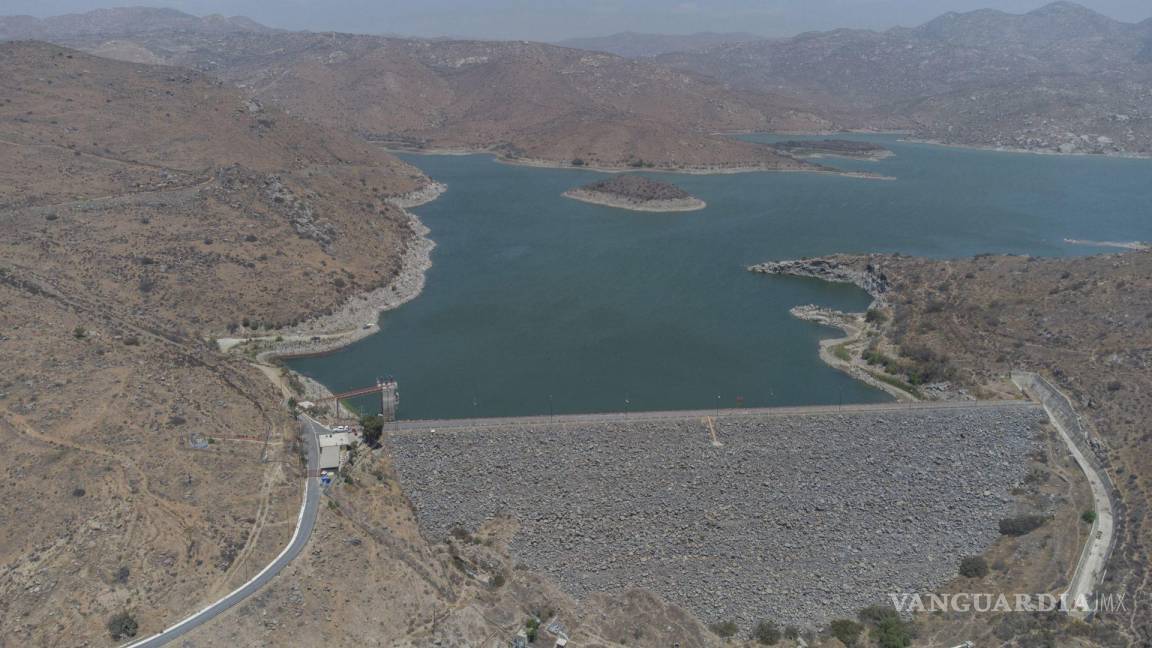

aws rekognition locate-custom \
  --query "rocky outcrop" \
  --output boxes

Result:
[749,256,891,301]
[384,181,447,209]
[260,175,335,245]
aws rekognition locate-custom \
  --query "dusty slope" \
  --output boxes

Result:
[0,41,424,644]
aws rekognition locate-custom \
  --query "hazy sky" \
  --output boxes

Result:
[6,0,1151,40]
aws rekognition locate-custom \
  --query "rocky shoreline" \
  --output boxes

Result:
[562,189,706,213]
[749,257,892,304]
[218,181,446,361]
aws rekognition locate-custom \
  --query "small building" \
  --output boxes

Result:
[317,431,356,470]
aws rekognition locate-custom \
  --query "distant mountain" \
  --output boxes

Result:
[7,12,833,171]
[0,7,271,40]
[660,1,1152,154]
[557,31,761,58]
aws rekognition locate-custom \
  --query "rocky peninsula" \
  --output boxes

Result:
[773,139,893,160]
[563,175,706,212]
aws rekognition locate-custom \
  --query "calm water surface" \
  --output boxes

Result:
[290,136,1152,419]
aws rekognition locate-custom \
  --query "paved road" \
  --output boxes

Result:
[123,417,324,647]
[388,399,1039,432]
[1012,372,1115,617]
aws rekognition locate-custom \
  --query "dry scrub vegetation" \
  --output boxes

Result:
[800,251,1152,646]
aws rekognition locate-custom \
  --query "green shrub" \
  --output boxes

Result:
[832,344,852,362]
[709,620,739,638]
[107,612,138,640]
[999,514,1048,536]
[754,619,781,645]
[865,308,888,324]
[873,617,914,648]
[958,555,989,578]
[856,607,914,648]
[829,619,862,646]
[1081,510,1097,524]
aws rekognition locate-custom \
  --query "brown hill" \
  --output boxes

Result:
[660,1,1152,154]
[14,16,833,171]
[0,40,427,643]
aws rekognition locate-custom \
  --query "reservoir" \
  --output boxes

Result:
[289,135,1152,419]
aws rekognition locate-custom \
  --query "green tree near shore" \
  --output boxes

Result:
[360,414,385,446]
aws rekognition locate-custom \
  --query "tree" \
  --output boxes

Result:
[1081,510,1098,524]
[360,414,384,446]
[754,619,781,645]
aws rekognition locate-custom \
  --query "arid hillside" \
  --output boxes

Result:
[5,8,833,172]
[661,1,1152,154]
[0,40,429,643]
[764,250,1152,645]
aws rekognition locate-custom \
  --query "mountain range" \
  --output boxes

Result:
[659,1,1152,154]
[557,31,762,58]
[2,2,1150,162]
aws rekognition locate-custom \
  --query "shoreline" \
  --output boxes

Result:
[783,150,894,162]
[218,181,446,363]
[379,144,894,180]
[902,137,1152,160]
[723,129,1152,161]
[496,155,895,180]
[561,189,706,212]
[787,304,918,401]
[1063,238,1150,251]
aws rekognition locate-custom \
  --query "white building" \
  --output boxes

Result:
[317,431,356,470]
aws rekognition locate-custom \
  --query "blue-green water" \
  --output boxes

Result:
[290,135,1152,419]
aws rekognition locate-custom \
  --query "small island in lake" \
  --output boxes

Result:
[773,139,893,160]
[562,175,706,212]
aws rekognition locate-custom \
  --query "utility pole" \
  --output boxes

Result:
[549,394,554,423]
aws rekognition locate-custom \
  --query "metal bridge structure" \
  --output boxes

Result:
[313,378,399,421]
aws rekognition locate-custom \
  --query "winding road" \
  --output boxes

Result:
[123,417,324,648]
[1012,372,1116,617]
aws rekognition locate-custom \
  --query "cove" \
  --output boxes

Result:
[288,135,1152,420]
